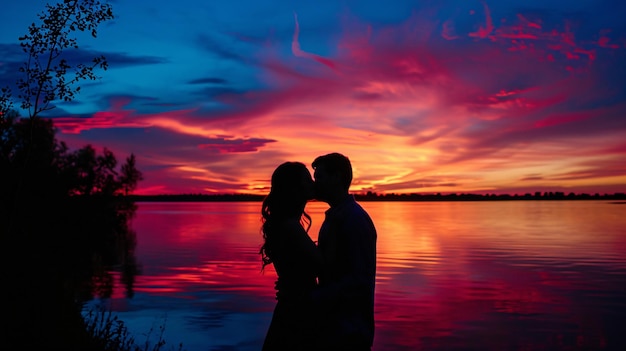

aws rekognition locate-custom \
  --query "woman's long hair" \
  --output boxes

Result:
[260,162,312,270]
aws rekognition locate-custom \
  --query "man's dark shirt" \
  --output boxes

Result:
[314,194,377,348]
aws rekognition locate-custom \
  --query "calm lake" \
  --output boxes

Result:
[85,200,626,351]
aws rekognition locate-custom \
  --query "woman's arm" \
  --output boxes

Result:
[282,220,323,275]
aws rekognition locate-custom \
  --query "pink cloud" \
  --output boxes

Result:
[468,0,494,39]
[197,137,276,153]
[441,20,459,40]
[291,12,337,70]
[53,110,141,134]
[51,4,626,195]
[533,111,593,129]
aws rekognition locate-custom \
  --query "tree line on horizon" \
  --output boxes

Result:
[128,191,626,202]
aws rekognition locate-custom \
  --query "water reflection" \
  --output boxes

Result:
[89,201,626,351]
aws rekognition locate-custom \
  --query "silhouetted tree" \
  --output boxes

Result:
[0,0,113,118]
[0,2,146,349]
[119,153,143,196]
[1,109,143,348]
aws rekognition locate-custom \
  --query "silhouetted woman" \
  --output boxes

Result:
[260,162,322,351]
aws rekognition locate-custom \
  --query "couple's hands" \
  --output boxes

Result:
[274,279,315,303]
[274,279,283,300]
[274,279,300,300]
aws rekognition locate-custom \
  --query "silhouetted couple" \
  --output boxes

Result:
[260,153,377,351]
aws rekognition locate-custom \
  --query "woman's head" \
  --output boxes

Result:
[268,161,314,206]
[260,162,314,268]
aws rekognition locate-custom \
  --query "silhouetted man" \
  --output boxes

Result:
[311,152,377,351]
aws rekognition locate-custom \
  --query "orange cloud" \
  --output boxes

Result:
[51,4,626,196]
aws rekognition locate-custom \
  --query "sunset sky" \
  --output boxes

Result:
[1,0,625,195]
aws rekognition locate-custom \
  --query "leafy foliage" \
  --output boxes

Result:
[1,113,142,199]
[0,0,114,117]
[1,112,144,345]
[0,2,156,349]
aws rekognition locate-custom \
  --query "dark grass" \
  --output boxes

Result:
[83,306,185,351]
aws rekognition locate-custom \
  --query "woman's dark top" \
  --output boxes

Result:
[262,218,322,351]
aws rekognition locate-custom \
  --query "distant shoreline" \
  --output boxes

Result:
[128,192,626,202]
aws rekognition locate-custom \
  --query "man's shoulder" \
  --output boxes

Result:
[343,201,375,229]
[348,199,371,217]
[328,196,373,222]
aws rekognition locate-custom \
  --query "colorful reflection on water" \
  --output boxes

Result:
[86,201,626,351]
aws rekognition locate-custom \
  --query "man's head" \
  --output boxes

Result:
[312,152,352,203]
